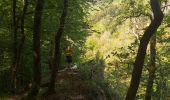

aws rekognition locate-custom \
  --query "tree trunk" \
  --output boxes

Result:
[125,0,163,100]
[11,0,18,94]
[28,0,44,98]
[145,34,156,100]
[48,0,68,93]
[14,0,28,91]
[17,0,28,69]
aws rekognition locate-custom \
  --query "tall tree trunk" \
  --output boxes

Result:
[145,34,156,100]
[48,0,68,93]
[11,0,18,94]
[125,0,163,100]
[28,0,44,98]
[14,0,28,91]
[17,0,28,69]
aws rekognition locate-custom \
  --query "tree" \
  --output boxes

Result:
[11,0,18,93]
[48,0,68,93]
[16,0,28,75]
[10,0,29,94]
[145,34,156,100]
[125,0,164,99]
[28,0,44,98]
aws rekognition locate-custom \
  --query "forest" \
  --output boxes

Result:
[0,0,170,100]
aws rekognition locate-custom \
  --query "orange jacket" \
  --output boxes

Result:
[65,48,72,56]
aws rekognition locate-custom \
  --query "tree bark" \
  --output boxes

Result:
[28,0,44,98]
[125,0,163,100]
[145,34,156,100]
[17,0,28,68]
[48,0,68,93]
[12,0,28,92]
[11,0,18,94]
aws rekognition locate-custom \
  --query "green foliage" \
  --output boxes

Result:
[0,0,170,99]
[0,0,90,95]
[84,0,170,99]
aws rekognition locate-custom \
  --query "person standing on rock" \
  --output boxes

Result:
[64,46,73,69]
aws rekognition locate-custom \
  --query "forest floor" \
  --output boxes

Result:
[5,69,106,100]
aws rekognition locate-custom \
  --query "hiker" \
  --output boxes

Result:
[64,46,73,69]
